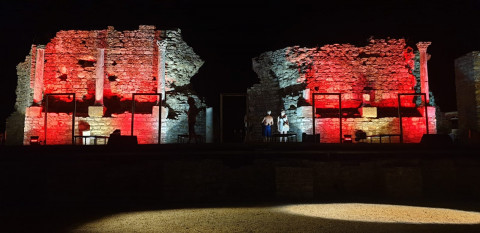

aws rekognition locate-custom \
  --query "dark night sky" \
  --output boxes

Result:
[1,0,480,131]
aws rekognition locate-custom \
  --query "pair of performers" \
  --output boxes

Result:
[261,109,289,142]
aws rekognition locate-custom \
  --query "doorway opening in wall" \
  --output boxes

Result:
[220,93,247,143]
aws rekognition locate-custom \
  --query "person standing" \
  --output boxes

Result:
[262,110,274,142]
[277,109,289,142]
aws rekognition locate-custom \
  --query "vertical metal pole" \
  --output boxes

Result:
[44,95,48,145]
[398,94,403,143]
[424,93,429,135]
[339,94,342,144]
[131,94,136,136]
[245,94,249,143]
[72,94,76,145]
[312,93,316,143]
[220,94,223,143]
[158,94,162,144]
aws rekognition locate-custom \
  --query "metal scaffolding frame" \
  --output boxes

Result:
[44,93,76,145]
[131,93,162,144]
[397,93,429,143]
[312,93,342,143]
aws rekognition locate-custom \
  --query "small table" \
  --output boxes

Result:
[366,134,401,143]
[74,135,109,145]
[272,133,297,142]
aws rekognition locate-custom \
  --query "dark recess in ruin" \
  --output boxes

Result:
[108,75,117,82]
[315,107,423,118]
[358,52,382,58]
[78,60,96,68]
[103,96,156,117]
[58,74,68,81]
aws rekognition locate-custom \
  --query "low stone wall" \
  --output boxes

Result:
[0,145,478,203]
[23,105,206,144]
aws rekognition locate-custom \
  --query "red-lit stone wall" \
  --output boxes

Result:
[248,38,436,143]
[43,25,159,102]
[23,106,162,145]
[285,39,417,108]
[8,25,205,145]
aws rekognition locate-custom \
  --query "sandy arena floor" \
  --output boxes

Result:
[70,203,480,233]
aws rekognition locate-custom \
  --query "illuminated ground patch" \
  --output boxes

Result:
[280,203,480,224]
[70,204,480,233]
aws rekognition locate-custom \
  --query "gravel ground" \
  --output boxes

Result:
[70,203,480,233]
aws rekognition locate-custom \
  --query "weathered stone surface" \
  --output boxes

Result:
[8,25,206,145]
[88,106,105,117]
[455,51,480,143]
[360,107,377,118]
[248,38,437,143]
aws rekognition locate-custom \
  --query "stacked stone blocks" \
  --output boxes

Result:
[8,25,205,145]
[248,39,436,143]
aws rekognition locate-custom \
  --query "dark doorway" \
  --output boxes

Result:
[220,94,247,143]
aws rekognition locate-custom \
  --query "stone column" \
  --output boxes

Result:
[157,40,167,102]
[95,48,105,105]
[416,42,432,104]
[206,107,213,143]
[33,48,45,104]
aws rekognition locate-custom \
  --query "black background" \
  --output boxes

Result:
[1,0,480,132]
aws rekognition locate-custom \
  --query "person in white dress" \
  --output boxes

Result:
[277,109,289,142]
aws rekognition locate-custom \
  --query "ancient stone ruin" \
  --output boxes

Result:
[6,25,205,145]
[455,51,480,143]
[247,38,437,143]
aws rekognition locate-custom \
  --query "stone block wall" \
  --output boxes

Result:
[285,39,417,108]
[5,47,36,145]
[23,102,206,145]
[8,25,205,145]
[248,39,436,143]
[24,109,161,145]
[455,51,480,143]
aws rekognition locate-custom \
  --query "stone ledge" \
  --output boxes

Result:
[88,106,105,117]
[360,107,377,118]
[26,106,43,117]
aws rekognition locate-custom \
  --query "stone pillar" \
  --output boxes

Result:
[206,107,213,143]
[33,48,45,104]
[303,89,310,102]
[157,40,167,102]
[416,42,431,104]
[95,48,105,105]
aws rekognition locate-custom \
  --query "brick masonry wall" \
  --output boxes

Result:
[455,51,480,143]
[9,25,205,145]
[248,39,437,143]
[42,25,167,102]
[23,102,206,145]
